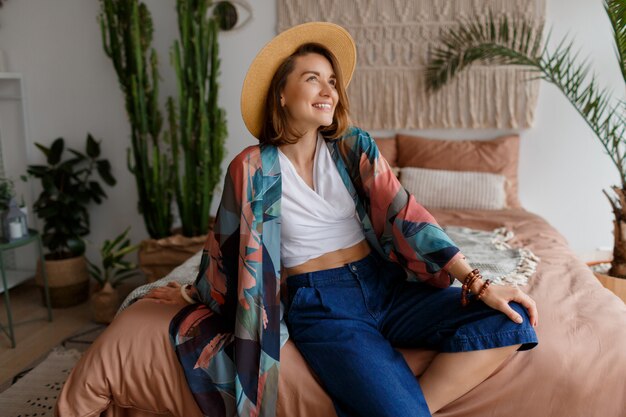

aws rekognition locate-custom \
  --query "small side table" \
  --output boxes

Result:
[0,230,53,348]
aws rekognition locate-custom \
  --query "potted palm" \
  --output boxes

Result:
[99,0,227,281]
[88,227,139,323]
[425,1,626,277]
[27,134,116,307]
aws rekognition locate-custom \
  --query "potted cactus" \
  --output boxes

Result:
[99,0,227,281]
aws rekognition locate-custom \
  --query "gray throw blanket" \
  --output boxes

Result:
[444,226,539,288]
[119,226,539,311]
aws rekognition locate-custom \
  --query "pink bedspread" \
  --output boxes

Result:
[55,208,626,417]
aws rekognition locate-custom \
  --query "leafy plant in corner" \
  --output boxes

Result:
[27,134,116,260]
[88,227,139,289]
[0,177,15,212]
[425,1,626,277]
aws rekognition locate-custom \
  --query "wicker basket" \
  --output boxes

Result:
[90,282,120,323]
[138,234,207,282]
[35,256,90,308]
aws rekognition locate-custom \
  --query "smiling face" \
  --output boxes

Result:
[261,43,350,145]
[280,53,339,136]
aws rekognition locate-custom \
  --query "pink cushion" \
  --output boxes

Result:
[396,134,521,208]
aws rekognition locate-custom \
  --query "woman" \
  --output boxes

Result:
[147,22,538,417]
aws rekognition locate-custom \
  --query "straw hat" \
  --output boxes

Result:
[241,22,357,139]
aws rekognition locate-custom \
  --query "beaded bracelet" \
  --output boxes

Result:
[476,279,492,301]
[180,283,198,304]
[461,269,481,307]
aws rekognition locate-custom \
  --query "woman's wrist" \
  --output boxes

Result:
[180,283,198,304]
[446,256,474,284]
[469,278,484,294]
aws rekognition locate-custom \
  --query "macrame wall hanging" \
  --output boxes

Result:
[277,0,546,130]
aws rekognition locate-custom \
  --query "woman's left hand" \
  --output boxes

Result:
[144,281,188,305]
[478,283,539,327]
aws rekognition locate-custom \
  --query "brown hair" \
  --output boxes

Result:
[260,43,351,145]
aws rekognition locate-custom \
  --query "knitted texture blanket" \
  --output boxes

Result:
[120,226,539,310]
[444,226,539,287]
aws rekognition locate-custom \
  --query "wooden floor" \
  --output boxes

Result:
[0,279,92,390]
[0,276,145,391]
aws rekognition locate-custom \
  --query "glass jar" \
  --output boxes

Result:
[3,198,27,241]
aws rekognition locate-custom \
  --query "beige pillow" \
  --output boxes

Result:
[400,167,507,210]
[396,134,520,208]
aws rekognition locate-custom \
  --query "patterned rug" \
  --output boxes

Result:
[0,347,81,416]
[0,325,105,416]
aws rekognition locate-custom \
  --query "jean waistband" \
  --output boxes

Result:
[286,252,381,288]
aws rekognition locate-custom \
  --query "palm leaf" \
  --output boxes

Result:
[425,11,626,188]
[425,12,544,92]
[606,0,626,83]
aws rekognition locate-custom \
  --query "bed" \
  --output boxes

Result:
[54,134,626,417]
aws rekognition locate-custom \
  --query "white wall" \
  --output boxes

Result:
[0,0,619,266]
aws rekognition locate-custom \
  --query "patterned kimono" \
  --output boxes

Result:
[169,126,463,417]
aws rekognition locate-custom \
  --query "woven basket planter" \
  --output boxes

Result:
[90,282,120,324]
[138,234,207,282]
[35,255,90,308]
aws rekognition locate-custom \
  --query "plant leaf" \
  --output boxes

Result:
[86,133,101,158]
[425,11,626,188]
[606,0,626,84]
[97,160,117,186]
[48,138,65,165]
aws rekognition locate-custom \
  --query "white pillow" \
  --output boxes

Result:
[399,167,506,210]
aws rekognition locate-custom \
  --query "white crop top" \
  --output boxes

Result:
[278,134,365,268]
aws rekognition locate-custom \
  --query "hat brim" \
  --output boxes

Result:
[241,22,356,140]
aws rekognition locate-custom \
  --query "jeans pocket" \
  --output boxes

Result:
[286,286,305,318]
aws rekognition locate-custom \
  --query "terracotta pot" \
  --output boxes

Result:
[90,282,120,324]
[35,255,90,308]
[138,233,207,282]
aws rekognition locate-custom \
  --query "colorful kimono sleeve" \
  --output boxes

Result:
[182,146,280,417]
[352,128,464,287]
[193,159,242,317]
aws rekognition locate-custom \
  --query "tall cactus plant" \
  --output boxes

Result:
[99,0,228,239]
[99,0,173,239]
[169,0,227,237]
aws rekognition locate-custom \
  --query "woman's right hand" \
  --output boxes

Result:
[144,281,188,305]
[477,283,539,327]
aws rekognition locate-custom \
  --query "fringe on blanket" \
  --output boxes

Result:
[491,227,540,287]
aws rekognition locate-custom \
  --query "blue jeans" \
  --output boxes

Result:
[285,252,538,417]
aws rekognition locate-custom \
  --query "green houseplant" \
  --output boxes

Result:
[0,177,26,241]
[425,1,626,278]
[27,134,116,307]
[0,177,14,212]
[88,227,139,323]
[99,0,228,281]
